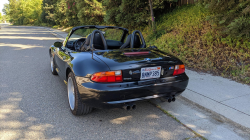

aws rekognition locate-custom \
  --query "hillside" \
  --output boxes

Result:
[143,5,250,84]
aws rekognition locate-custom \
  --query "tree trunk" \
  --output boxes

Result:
[148,0,155,32]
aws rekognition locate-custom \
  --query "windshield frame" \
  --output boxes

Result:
[64,26,129,50]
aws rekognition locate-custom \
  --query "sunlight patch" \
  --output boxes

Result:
[146,114,160,119]
[0,36,58,40]
[0,130,21,140]
[110,116,132,124]
[0,43,43,50]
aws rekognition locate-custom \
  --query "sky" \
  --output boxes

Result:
[0,0,9,15]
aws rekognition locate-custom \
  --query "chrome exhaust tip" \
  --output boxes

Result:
[168,98,172,103]
[132,104,136,110]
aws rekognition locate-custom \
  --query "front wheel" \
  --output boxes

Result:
[67,72,92,115]
[50,54,58,75]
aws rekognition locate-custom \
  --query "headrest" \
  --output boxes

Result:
[134,34,141,48]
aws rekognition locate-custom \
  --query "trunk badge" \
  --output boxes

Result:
[145,58,151,61]
[129,70,133,75]
[129,70,140,75]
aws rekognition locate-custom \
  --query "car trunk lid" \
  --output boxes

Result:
[93,48,183,82]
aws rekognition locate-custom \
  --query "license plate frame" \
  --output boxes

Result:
[140,66,161,80]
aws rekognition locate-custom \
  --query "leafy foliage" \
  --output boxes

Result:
[103,0,179,29]
[200,0,250,38]
[144,5,250,84]
[40,0,57,25]
[6,0,43,25]
[40,0,104,26]
[66,0,79,26]
[76,0,104,25]
[5,0,179,27]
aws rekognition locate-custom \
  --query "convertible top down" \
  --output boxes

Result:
[49,25,189,115]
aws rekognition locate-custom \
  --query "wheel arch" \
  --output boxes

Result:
[49,49,51,56]
[66,67,72,80]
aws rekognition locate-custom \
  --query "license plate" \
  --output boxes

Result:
[140,66,161,80]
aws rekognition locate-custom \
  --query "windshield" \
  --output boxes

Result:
[68,28,95,42]
[68,28,124,42]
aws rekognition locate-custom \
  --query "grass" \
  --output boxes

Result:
[142,4,250,84]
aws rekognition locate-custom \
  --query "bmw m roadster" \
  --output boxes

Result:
[49,25,189,115]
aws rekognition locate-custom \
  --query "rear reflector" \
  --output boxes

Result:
[173,64,185,76]
[91,70,123,83]
[124,51,150,56]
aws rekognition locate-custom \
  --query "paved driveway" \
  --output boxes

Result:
[0,26,196,140]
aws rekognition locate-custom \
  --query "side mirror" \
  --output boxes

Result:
[54,42,63,48]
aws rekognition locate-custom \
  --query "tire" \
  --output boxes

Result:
[50,54,58,75]
[67,72,92,115]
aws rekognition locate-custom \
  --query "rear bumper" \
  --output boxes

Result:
[76,73,189,109]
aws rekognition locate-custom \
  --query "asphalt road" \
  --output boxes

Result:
[0,25,197,140]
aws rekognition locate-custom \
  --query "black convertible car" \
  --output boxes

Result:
[50,25,189,115]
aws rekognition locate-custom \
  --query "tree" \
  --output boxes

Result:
[6,0,43,25]
[2,3,10,16]
[76,0,105,25]
[2,3,10,22]
[0,13,2,22]
[41,0,57,25]
[2,15,7,23]
[66,0,79,26]
[148,0,155,32]
[103,0,178,30]
[201,0,250,38]
[104,0,150,29]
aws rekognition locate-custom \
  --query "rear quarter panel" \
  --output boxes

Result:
[69,52,110,78]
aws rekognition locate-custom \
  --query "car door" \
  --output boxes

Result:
[54,47,71,80]
[54,31,72,79]
[54,28,92,80]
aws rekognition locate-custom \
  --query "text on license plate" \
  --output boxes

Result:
[140,66,161,80]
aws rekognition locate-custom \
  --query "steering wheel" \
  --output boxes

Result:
[74,38,86,51]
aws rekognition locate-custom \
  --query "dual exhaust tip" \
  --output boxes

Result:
[168,97,176,103]
[122,96,176,110]
[161,96,176,103]
[123,104,136,111]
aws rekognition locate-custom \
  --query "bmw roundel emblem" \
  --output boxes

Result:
[129,70,133,75]
[145,58,151,61]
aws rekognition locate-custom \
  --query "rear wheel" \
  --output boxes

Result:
[50,54,58,75]
[67,72,92,115]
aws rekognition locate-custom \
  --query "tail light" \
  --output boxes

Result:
[91,70,123,83]
[173,64,185,76]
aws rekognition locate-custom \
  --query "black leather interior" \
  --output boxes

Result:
[85,34,91,46]
[120,34,131,48]
[133,34,142,48]
[80,33,107,51]
[80,34,91,51]
[93,33,105,50]
[106,40,124,49]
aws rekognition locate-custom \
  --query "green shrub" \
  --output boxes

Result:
[200,0,250,38]
[142,4,250,84]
